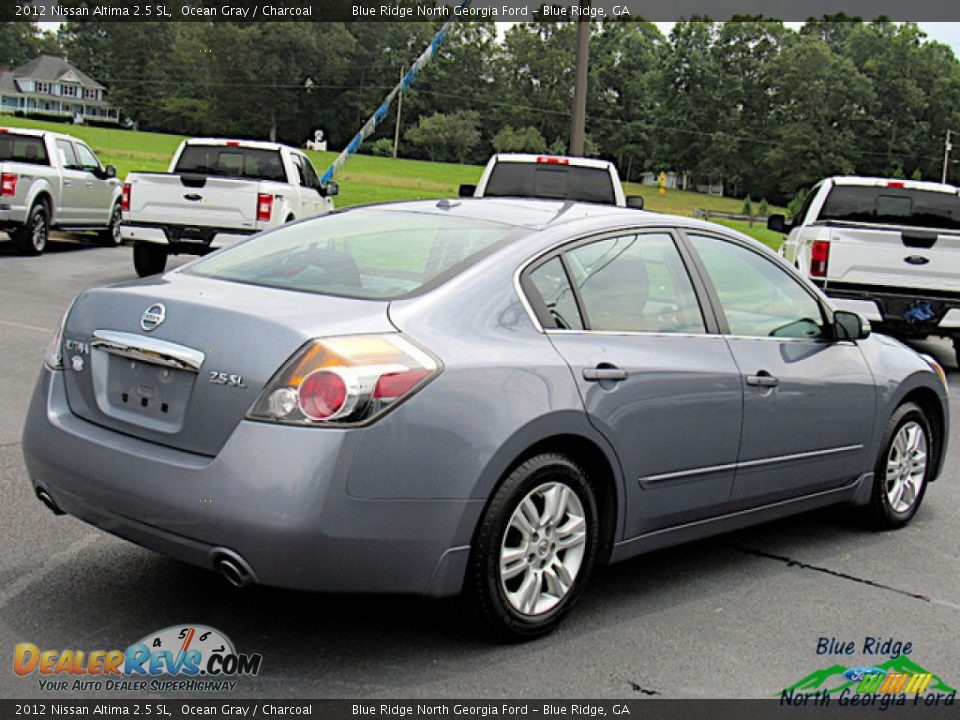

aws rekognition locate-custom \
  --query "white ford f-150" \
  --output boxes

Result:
[121,137,338,277]
[460,153,644,208]
[0,127,122,254]
[769,176,960,362]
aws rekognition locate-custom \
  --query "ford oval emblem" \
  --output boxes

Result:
[905,255,930,265]
[141,303,166,332]
[184,193,202,202]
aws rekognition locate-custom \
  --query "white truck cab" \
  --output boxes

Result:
[461,154,642,208]
[769,176,960,360]
[122,138,337,276]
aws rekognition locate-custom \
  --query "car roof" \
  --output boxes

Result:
[0,127,79,142]
[490,153,615,170]
[184,138,291,152]
[361,197,738,235]
[829,176,958,194]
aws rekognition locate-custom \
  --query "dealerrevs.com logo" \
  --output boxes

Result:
[14,625,262,693]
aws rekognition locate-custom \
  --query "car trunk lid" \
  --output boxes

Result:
[61,273,394,456]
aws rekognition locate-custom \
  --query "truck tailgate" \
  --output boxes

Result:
[126,174,262,230]
[825,224,960,292]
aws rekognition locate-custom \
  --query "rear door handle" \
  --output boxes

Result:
[583,366,628,382]
[746,371,779,388]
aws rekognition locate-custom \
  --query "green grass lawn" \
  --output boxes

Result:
[1,115,783,247]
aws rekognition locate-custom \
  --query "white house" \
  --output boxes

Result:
[0,55,119,124]
[639,170,724,196]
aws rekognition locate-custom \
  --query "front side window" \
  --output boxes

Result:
[688,233,826,339]
[74,143,100,172]
[56,139,79,169]
[557,232,705,334]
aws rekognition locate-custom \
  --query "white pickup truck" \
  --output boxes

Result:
[769,176,960,362]
[460,153,644,208]
[0,127,122,254]
[122,138,337,276]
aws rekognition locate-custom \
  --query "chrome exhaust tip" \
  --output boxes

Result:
[36,488,65,516]
[216,556,253,588]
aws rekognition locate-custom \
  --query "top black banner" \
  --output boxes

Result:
[6,0,960,22]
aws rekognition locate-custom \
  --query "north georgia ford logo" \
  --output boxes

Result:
[14,625,262,692]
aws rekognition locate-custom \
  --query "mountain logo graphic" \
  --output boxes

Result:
[781,655,956,697]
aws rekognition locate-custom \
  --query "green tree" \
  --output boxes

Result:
[0,22,47,67]
[492,126,547,153]
[405,110,480,163]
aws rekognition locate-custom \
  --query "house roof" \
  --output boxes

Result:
[0,70,17,94]
[12,55,105,91]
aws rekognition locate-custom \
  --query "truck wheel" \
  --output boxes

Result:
[14,202,49,255]
[133,243,168,277]
[98,203,123,246]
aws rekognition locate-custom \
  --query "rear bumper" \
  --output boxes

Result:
[120,222,257,251]
[21,368,479,597]
[822,281,960,336]
[0,203,29,227]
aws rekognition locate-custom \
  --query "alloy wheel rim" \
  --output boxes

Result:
[499,481,587,616]
[32,214,47,251]
[885,421,927,514]
[111,207,122,244]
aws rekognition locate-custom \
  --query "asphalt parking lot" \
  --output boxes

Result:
[1,234,958,700]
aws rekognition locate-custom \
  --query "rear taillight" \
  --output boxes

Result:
[1,172,17,197]
[248,334,440,427]
[810,240,830,278]
[257,193,273,222]
[536,156,570,165]
[121,182,131,212]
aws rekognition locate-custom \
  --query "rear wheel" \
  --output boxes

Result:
[98,203,123,246]
[864,402,932,529]
[133,242,168,277]
[14,202,49,255]
[463,453,599,641]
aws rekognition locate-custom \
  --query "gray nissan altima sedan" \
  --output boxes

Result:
[22,198,949,639]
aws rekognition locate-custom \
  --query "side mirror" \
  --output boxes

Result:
[459,184,476,198]
[767,214,789,234]
[626,195,644,210]
[321,181,339,197]
[105,164,117,179]
[833,310,871,340]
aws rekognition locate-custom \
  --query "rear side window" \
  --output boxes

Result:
[174,145,286,182]
[819,185,960,231]
[187,210,522,299]
[529,258,583,330]
[0,134,49,166]
[484,163,616,205]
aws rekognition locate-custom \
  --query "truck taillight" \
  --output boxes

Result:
[810,240,830,278]
[121,183,131,212]
[257,193,273,222]
[1,172,17,197]
[536,156,570,165]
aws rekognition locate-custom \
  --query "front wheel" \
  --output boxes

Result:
[463,453,599,641]
[14,202,49,255]
[864,402,932,529]
[133,242,168,277]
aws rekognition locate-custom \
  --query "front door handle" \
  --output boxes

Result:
[746,371,780,388]
[583,366,628,382]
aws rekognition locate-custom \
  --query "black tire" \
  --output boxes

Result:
[14,202,49,255]
[863,402,933,530]
[463,453,599,641]
[98,203,123,246]
[133,242,168,277]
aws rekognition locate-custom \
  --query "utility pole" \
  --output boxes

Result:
[569,2,590,156]
[393,66,404,160]
[943,129,953,184]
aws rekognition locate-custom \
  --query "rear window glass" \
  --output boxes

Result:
[186,210,523,299]
[0,134,49,166]
[484,163,617,205]
[174,145,285,182]
[819,185,960,231]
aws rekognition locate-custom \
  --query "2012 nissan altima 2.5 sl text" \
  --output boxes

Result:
[21,198,949,639]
